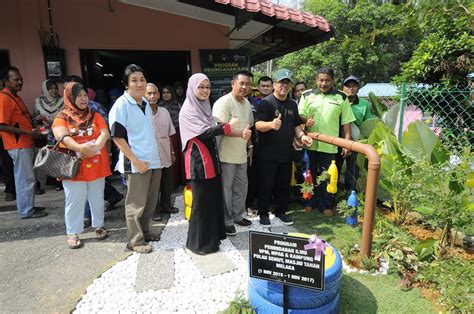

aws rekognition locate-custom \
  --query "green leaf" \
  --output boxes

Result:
[414,237,437,260]
[382,104,400,132]
[400,121,440,160]
[431,140,449,164]
[369,92,388,118]
[413,206,435,215]
[360,118,383,138]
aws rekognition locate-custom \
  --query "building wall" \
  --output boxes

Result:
[0,0,229,108]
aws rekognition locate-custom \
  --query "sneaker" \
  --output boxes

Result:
[259,215,271,227]
[225,225,237,236]
[105,195,123,212]
[276,213,294,226]
[4,193,16,202]
[247,207,258,217]
[35,188,45,195]
[235,218,252,227]
[22,209,48,219]
[152,212,163,222]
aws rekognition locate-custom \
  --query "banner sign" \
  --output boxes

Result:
[199,49,250,104]
[249,231,325,291]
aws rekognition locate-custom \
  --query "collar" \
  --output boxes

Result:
[350,95,360,105]
[313,87,339,95]
[123,91,148,108]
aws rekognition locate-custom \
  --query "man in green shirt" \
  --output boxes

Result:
[337,75,373,192]
[299,67,355,217]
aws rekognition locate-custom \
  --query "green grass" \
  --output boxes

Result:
[288,202,435,313]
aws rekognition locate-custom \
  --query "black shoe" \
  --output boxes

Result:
[259,215,271,227]
[105,195,123,212]
[276,213,294,226]
[4,193,16,202]
[152,213,163,222]
[35,188,45,195]
[225,225,237,236]
[161,207,179,214]
[84,218,92,228]
[22,210,48,219]
[235,218,252,227]
[34,206,46,212]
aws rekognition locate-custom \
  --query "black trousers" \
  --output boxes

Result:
[156,166,173,212]
[245,157,258,209]
[0,137,15,195]
[309,151,336,211]
[336,151,359,192]
[256,159,292,217]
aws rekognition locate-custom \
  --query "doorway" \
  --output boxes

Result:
[80,49,191,107]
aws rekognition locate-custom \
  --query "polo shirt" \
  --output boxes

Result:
[256,94,302,162]
[350,96,373,127]
[212,93,254,164]
[298,88,355,154]
[109,92,161,173]
[0,88,34,150]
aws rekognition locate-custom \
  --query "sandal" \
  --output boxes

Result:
[95,227,108,240]
[67,234,82,249]
[126,243,152,254]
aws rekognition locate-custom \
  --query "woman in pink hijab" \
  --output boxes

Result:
[179,73,239,255]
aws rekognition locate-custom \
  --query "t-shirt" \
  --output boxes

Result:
[256,94,302,162]
[51,113,111,182]
[151,107,176,168]
[350,96,373,127]
[109,92,161,173]
[298,88,355,154]
[212,93,254,164]
[0,88,34,150]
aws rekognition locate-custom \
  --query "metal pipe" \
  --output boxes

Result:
[307,132,381,258]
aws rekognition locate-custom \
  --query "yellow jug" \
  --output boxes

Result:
[183,185,193,220]
[326,160,338,194]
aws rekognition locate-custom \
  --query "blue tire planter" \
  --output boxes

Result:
[248,284,340,314]
[249,243,342,310]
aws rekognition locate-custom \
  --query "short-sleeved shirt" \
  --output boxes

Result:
[108,92,161,173]
[0,88,34,150]
[151,107,176,168]
[212,93,254,164]
[51,113,111,181]
[350,96,373,127]
[298,88,355,153]
[256,94,302,162]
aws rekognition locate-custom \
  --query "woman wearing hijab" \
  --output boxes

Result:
[179,73,239,255]
[33,80,64,145]
[173,81,186,105]
[160,85,185,186]
[52,82,111,249]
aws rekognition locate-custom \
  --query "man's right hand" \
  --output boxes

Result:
[272,113,282,130]
[133,159,149,174]
[30,127,42,139]
[306,114,315,128]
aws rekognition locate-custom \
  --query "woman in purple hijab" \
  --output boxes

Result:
[179,73,239,255]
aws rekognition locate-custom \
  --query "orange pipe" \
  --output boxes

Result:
[307,132,381,258]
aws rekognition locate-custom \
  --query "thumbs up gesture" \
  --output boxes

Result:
[229,112,240,130]
[242,125,251,140]
[306,113,315,128]
[272,113,282,130]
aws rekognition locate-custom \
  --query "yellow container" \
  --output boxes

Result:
[326,160,338,194]
[184,185,193,220]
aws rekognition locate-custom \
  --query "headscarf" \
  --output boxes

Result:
[57,82,94,128]
[38,80,63,113]
[179,73,215,151]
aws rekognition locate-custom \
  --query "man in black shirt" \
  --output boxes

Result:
[255,69,312,227]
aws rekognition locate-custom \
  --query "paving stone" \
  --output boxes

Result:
[186,249,236,278]
[228,231,250,260]
[134,249,174,292]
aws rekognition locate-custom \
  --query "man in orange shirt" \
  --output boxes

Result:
[0,66,47,219]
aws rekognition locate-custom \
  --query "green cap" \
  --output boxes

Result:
[273,68,292,82]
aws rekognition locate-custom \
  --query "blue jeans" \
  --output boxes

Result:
[8,147,36,217]
[63,178,105,234]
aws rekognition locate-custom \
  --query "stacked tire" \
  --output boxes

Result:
[248,242,342,313]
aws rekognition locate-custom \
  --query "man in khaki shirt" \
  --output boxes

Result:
[213,71,253,236]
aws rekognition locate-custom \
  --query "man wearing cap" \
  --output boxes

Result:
[337,75,373,191]
[255,68,313,227]
[299,67,355,217]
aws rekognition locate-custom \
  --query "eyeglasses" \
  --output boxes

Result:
[198,85,211,90]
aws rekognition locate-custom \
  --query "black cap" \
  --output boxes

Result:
[343,75,360,86]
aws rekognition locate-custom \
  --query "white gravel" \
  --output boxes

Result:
[74,196,282,313]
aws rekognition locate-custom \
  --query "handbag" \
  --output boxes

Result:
[33,135,81,179]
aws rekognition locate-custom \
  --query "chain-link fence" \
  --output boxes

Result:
[397,83,473,153]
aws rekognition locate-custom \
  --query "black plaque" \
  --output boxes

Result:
[249,231,325,291]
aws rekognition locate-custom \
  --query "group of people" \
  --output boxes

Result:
[0,62,373,255]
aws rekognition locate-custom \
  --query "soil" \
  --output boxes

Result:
[416,283,443,312]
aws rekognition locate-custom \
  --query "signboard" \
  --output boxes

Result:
[199,49,249,104]
[249,231,325,291]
